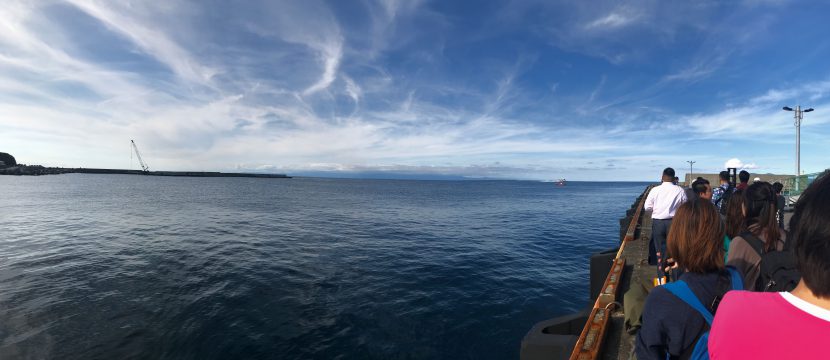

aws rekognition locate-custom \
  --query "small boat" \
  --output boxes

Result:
[556,178,566,186]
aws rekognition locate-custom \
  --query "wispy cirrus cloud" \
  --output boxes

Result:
[65,0,218,86]
[584,9,642,31]
[662,57,726,82]
[1,0,829,180]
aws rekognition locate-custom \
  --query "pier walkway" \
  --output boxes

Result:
[600,210,652,360]
[585,187,793,360]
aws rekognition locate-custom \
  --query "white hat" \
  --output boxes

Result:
[753,177,761,182]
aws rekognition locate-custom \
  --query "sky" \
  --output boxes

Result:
[1,0,829,181]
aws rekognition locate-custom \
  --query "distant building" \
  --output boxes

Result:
[684,172,794,189]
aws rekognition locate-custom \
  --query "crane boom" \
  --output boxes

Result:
[130,140,150,172]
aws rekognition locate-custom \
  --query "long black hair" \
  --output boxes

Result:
[744,181,780,251]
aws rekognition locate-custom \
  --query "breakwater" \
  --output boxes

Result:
[522,185,652,360]
[0,166,289,178]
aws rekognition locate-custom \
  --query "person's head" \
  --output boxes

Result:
[789,171,830,298]
[667,198,725,273]
[662,167,675,182]
[745,181,780,251]
[772,182,784,195]
[725,189,746,239]
[739,170,750,184]
[692,177,712,200]
[719,170,730,184]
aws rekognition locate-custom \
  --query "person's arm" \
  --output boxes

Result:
[635,290,668,360]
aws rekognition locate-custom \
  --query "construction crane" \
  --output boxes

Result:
[130,140,150,172]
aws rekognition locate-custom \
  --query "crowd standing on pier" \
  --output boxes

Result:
[635,167,830,360]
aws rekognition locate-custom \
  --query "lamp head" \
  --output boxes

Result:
[804,108,814,112]
[783,106,793,111]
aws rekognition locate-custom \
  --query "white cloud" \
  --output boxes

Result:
[302,41,343,95]
[749,80,830,106]
[725,158,759,170]
[673,96,830,141]
[1,1,828,180]
[66,0,218,86]
[343,75,362,104]
[750,89,794,105]
[237,1,345,96]
[662,60,721,82]
[530,2,720,64]
[585,12,639,31]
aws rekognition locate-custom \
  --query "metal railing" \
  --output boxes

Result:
[781,171,827,206]
[569,185,652,360]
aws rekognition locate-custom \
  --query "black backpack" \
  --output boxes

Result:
[716,185,735,215]
[740,231,800,292]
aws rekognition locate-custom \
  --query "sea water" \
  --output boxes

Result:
[0,174,647,359]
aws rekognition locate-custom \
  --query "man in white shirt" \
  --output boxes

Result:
[644,167,687,265]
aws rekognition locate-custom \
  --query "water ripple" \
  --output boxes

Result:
[0,175,647,359]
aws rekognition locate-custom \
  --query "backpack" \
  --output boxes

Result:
[663,267,743,360]
[740,231,801,292]
[716,184,735,215]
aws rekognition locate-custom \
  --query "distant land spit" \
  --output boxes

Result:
[0,165,290,178]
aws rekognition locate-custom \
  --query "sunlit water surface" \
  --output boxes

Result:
[0,175,647,359]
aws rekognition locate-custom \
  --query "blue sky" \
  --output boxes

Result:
[1,0,829,180]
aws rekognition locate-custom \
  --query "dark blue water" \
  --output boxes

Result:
[0,175,647,359]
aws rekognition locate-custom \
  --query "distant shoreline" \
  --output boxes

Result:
[0,165,662,182]
[0,165,290,178]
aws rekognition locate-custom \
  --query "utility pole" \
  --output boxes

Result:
[687,160,695,186]
[783,105,814,191]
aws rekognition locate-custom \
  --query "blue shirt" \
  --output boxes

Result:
[711,183,731,211]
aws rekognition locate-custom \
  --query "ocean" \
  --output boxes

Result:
[0,174,648,359]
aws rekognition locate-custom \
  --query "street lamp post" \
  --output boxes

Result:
[687,160,695,185]
[783,105,814,191]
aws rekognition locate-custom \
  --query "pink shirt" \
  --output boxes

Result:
[709,290,830,359]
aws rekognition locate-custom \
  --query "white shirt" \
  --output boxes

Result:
[644,181,687,220]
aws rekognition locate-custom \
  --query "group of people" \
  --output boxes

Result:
[636,167,830,359]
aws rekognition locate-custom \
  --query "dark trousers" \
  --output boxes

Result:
[649,218,672,266]
[778,209,785,229]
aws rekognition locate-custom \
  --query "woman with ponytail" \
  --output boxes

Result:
[722,189,746,261]
[726,182,787,288]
